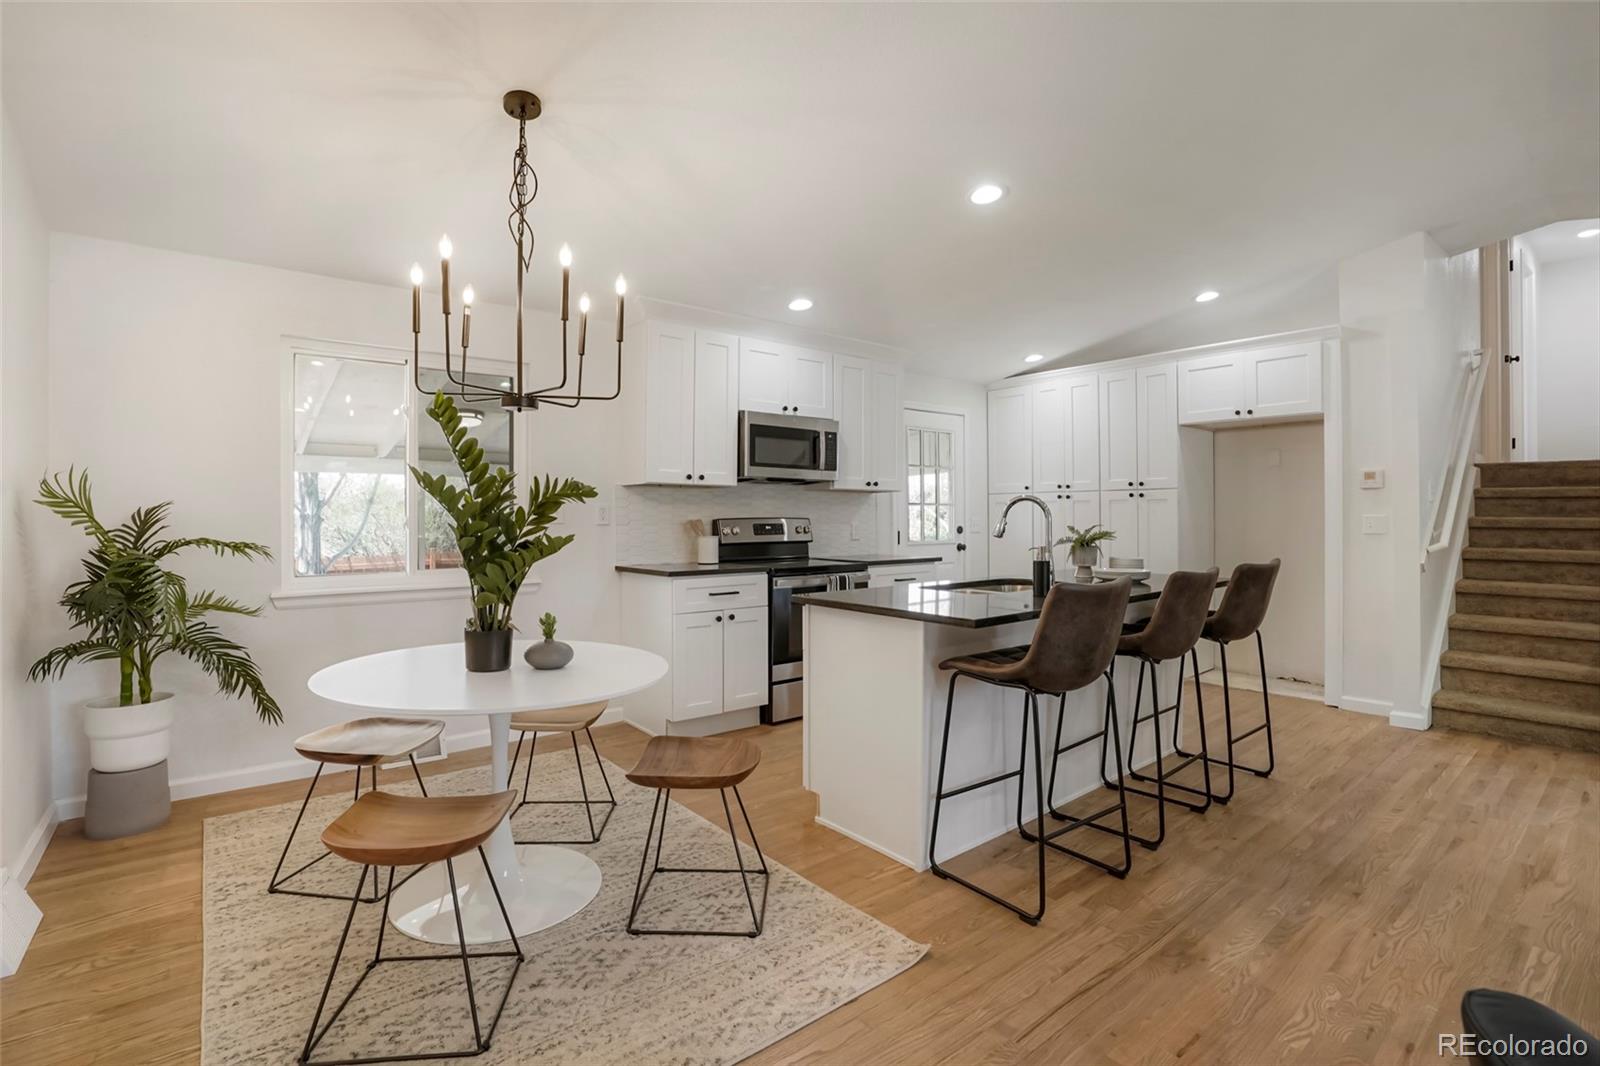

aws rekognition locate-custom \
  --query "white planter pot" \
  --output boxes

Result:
[82,693,175,774]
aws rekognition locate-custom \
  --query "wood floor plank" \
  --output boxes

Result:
[2,685,1596,1064]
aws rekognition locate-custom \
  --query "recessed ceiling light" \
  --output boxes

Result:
[308,359,324,367]
[788,297,813,312]
[1024,353,1045,364]
[344,394,353,403]
[969,184,1005,206]
[1194,290,1220,303]
[459,409,485,428]
[347,409,355,417]
[1579,228,1600,239]
[391,407,400,416]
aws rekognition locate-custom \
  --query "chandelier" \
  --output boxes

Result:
[408,90,625,411]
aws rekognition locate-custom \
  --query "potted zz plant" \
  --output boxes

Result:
[1056,524,1116,582]
[29,470,281,836]
[410,391,597,672]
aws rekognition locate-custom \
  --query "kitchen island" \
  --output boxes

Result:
[796,577,1220,871]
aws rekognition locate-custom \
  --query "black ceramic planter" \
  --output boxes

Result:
[464,627,513,672]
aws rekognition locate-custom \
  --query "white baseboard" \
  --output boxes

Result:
[815,816,926,871]
[13,806,58,886]
[1194,668,1325,704]
[1339,695,1394,717]
[1,869,43,977]
[1389,707,1430,731]
[52,703,631,821]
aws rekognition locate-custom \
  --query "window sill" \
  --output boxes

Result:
[270,578,540,611]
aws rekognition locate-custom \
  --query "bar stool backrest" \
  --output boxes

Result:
[1135,568,1221,662]
[1207,559,1281,642]
[1016,577,1134,694]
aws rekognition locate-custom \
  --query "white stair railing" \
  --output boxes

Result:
[1422,349,1487,570]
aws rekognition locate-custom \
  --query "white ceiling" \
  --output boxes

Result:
[1519,217,1600,265]
[4,3,1598,381]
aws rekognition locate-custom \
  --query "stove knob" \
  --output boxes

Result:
[731,526,741,536]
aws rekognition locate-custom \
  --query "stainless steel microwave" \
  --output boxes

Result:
[738,411,839,482]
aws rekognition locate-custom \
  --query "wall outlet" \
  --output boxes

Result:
[1361,514,1389,535]
[596,504,612,526]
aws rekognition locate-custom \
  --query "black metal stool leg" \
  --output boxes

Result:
[572,732,598,841]
[520,732,537,803]
[1125,654,1211,816]
[508,727,617,845]
[445,859,484,1051]
[585,728,617,805]
[297,865,368,1064]
[1252,631,1277,776]
[506,731,525,788]
[928,672,959,877]
[269,763,326,894]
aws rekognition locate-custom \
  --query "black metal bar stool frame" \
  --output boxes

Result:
[505,726,617,845]
[1104,647,1213,849]
[1171,630,1276,804]
[298,848,524,1065]
[627,786,769,937]
[929,666,1137,926]
[269,758,431,904]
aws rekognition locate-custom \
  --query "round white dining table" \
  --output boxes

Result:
[307,639,667,946]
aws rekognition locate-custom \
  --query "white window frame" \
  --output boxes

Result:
[272,336,533,609]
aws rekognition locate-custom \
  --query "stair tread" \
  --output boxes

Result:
[1454,579,1600,602]
[1476,460,1600,471]
[1448,614,1600,642]
[1476,486,1600,498]
[1470,516,1600,529]
[1432,689,1600,732]
[1461,547,1600,563]
[1439,649,1600,683]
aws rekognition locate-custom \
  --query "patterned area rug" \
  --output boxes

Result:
[202,748,926,1064]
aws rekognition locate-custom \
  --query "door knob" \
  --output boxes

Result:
[956,525,964,534]
[956,543,967,552]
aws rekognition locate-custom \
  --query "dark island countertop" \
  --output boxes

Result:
[615,554,942,577]
[795,574,1225,628]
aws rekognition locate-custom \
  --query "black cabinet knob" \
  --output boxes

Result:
[1234,409,1241,416]
[1128,492,1135,497]
[1138,481,1144,487]
[1138,492,1145,498]
[684,474,692,481]
[1063,484,1070,489]
[728,613,736,620]
[715,615,723,622]
[1247,408,1254,415]
[698,474,705,480]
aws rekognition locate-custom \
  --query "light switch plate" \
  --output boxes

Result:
[596,504,612,526]
[1360,468,1386,490]
[1361,514,1389,535]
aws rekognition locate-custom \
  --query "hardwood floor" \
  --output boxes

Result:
[3,684,1596,1064]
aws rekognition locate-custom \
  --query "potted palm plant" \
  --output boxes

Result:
[29,470,280,834]
[1056,524,1117,582]
[410,391,597,671]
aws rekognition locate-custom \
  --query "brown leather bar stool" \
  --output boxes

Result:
[1185,558,1282,803]
[298,790,523,1065]
[930,578,1135,925]
[505,701,616,844]
[625,735,768,937]
[1113,568,1220,849]
[269,716,445,903]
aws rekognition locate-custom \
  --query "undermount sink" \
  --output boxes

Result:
[937,579,1035,595]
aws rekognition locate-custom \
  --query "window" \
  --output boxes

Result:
[906,427,954,543]
[283,346,515,597]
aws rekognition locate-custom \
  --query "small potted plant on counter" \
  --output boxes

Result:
[29,469,280,838]
[1057,524,1116,582]
[410,391,596,671]
[525,611,574,670]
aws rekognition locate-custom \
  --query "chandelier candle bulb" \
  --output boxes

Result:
[461,286,474,349]
[614,275,626,343]
[577,293,589,357]
[409,263,423,333]
[439,235,452,315]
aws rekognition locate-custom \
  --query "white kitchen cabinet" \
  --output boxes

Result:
[721,607,770,710]
[1098,368,1139,490]
[1063,373,1100,490]
[1136,363,1179,490]
[988,385,1033,494]
[627,321,740,486]
[1047,491,1100,540]
[833,355,872,490]
[738,339,832,418]
[1246,343,1322,420]
[671,612,725,721]
[867,562,938,588]
[1138,489,1180,573]
[1031,378,1067,491]
[868,362,904,489]
[989,493,1041,578]
[1100,490,1142,560]
[692,330,739,485]
[1177,342,1322,426]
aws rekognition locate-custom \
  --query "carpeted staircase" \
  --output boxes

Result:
[1433,459,1600,751]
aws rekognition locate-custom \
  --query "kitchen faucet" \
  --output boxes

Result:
[993,494,1053,594]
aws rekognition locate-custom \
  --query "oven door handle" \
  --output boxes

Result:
[772,576,831,591]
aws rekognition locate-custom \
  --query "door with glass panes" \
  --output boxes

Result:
[902,409,968,581]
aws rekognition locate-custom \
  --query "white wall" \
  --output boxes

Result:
[1337,232,1479,727]
[1212,423,1323,685]
[1535,254,1600,460]
[1,110,57,879]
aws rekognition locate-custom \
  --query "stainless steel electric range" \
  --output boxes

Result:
[713,517,869,723]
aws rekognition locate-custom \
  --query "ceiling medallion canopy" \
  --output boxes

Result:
[409,90,626,411]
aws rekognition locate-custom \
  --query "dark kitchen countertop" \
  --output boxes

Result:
[614,554,942,577]
[795,574,1226,628]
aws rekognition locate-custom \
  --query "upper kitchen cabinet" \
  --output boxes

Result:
[621,321,739,485]
[1136,363,1179,490]
[1031,373,1100,493]
[739,339,833,418]
[1177,342,1323,427]
[1098,368,1139,489]
[832,355,903,491]
[869,361,904,488]
[988,385,1033,494]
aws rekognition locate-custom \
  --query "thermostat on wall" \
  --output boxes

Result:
[1359,468,1386,490]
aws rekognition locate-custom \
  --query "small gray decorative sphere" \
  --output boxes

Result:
[525,638,573,670]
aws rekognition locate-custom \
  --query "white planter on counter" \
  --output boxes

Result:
[82,692,175,773]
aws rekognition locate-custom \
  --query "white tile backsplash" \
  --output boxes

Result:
[616,484,878,562]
